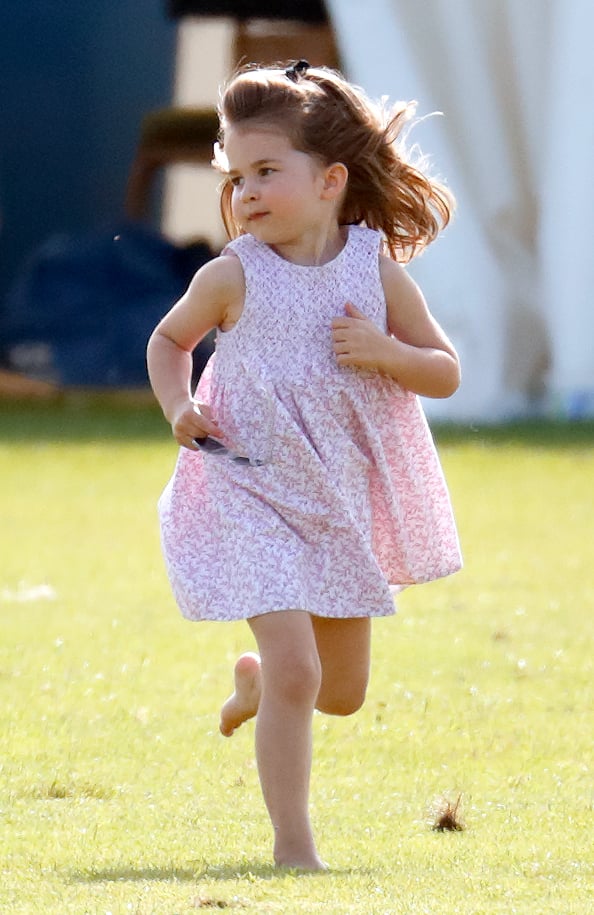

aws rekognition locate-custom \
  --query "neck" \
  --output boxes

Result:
[270,223,347,267]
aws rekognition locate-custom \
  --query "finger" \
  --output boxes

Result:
[331,331,349,345]
[175,432,200,450]
[192,402,221,437]
[344,301,367,319]
[174,416,218,449]
[335,352,357,367]
[181,426,213,450]
[332,336,349,351]
[333,346,354,361]
[332,320,359,336]
[190,421,220,442]
[332,312,361,328]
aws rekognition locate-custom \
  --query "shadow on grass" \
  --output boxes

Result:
[433,419,594,449]
[0,398,167,443]
[69,863,277,884]
[69,860,360,884]
[2,399,593,448]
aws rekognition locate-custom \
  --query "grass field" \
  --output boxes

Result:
[0,400,592,914]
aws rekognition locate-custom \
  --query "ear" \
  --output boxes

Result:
[320,162,348,201]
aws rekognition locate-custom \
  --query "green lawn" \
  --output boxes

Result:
[1,401,592,914]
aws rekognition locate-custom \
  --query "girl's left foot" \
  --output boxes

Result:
[219,652,262,736]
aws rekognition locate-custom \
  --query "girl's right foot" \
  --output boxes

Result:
[219,652,262,736]
[274,849,328,872]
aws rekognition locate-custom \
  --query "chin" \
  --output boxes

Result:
[248,227,279,244]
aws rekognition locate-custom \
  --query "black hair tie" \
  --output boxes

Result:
[285,59,310,82]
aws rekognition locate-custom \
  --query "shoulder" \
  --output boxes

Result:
[186,249,245,303]
[379,253,419,298]
[167,250,245,336]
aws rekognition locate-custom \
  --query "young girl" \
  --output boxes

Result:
[147,60,462,871]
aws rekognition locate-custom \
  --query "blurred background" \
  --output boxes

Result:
[1,0,592,422]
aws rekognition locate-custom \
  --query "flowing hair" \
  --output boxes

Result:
[215,64,454,263]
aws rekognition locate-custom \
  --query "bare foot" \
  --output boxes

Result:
[274,843,328,872]
[219,652,262,736]
[274,856,328,872]
[273,832,327,872]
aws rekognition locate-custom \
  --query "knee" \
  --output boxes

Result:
[317,681,367,717]
[264,651,322,707]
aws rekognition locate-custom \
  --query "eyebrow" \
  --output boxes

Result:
[227,158,281,176]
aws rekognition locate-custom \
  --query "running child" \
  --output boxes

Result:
[147,60,462,871]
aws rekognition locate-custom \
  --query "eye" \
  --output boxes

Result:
[259,167,275,177]
[229,175,244,187]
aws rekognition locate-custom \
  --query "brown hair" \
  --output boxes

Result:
[216,64,454,262]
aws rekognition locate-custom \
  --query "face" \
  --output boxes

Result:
[222,124,329,247]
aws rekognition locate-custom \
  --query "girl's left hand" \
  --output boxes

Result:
[332,301,388,371]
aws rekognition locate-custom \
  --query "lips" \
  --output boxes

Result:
[247,211,269,221]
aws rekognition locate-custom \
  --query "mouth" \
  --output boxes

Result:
[247,211,270,222]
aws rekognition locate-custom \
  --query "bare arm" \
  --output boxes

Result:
[146,254,245,447]
[331,255,460,398]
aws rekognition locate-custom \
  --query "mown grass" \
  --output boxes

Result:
[1,401,593,914]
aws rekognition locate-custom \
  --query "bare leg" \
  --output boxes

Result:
[312,616,371,715]
[219,616,370,735]
[248,611,326,871]
[220,651,262,737]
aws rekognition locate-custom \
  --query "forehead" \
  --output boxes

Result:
[222,125,296,166]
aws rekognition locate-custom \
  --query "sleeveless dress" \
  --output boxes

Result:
[158,226,462,621]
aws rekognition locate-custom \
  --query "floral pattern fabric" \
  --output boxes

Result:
[158,227,462,621]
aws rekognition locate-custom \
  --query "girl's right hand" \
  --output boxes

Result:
[170,400,222,450]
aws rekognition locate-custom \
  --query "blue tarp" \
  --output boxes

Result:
[1,222,214,387]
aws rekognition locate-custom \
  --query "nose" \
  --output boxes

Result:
[240,178,259,202]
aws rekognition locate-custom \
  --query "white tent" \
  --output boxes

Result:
[327,0,594,420]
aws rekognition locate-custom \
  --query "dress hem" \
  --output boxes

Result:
[178,605,399,623]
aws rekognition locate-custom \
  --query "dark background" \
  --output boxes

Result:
[0,1,176,311]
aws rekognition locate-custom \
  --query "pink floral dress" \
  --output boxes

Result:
[158,226,461,621]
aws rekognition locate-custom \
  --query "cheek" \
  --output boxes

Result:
[230,188,242,214]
